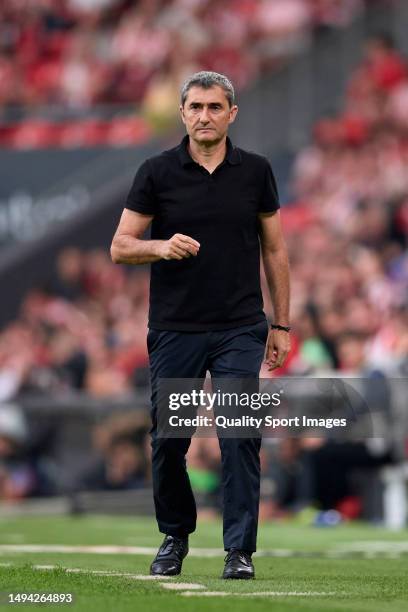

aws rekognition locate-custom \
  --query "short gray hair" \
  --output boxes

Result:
[180,71,235,107]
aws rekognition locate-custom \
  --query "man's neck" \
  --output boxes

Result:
[187,136,227,171]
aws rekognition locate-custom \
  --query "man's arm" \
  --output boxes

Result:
[110,209,200,265]
[258,211,291,370]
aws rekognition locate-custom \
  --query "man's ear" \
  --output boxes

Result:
[179,105,186,124]
[228,105,238,125]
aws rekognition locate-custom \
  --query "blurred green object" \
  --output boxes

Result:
[293,506,318,526]
[300,338,332,367]
[187,467,220,493]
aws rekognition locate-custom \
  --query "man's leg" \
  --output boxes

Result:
[148,329,208,538]
[208,321,268,554]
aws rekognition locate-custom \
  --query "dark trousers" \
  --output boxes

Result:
[148,320,268,552]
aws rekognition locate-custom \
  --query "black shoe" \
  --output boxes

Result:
[150,535,189,576]
[222,549,255,579]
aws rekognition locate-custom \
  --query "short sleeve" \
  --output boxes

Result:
[258,159,280,213]
[125,159,157,215]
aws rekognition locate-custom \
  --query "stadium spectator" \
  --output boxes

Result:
[0,404,37,500]
[80,433,147,490]
[78,411,150,491]
[50,247,84,301]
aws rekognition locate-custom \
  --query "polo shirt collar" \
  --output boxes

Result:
[178,134,241,167]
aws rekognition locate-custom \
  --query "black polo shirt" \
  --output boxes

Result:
[125,135,280,331]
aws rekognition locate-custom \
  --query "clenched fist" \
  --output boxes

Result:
[158,233,200,261]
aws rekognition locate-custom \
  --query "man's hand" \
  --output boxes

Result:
[111,212,200,265]
[265,329,291,371]
[158,234,200,260]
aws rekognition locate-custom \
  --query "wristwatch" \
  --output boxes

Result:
[270,324,291,332]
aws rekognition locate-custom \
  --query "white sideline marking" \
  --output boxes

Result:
[65,570,171,580]
[181,591,337,597]
[333,541,408,555]
[160,583,205,590]
[1,562,174,581]
[0,544,224,557]
[126,575,172,581]
[31,566,172,580]
[0,545,162,555]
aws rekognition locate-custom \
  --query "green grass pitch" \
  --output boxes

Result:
[0,515,407,611]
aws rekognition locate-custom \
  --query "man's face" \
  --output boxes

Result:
[180,85,238,145]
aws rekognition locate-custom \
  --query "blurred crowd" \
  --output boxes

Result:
[280,32,408,377]
[0,0,363,110]
[0,31,407,515]
[0,0,363,146]
[0,248,150,401]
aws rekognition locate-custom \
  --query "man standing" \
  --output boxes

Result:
[111,71,290,579]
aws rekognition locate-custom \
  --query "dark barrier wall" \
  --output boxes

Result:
[0,141,163,326]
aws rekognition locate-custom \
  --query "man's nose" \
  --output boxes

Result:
[199,108,210,123]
